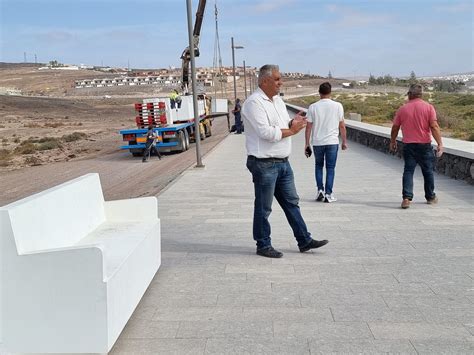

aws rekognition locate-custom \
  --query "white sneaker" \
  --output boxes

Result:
[316,190,325,202]
[324,193,337,203]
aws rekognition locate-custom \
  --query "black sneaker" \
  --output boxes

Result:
[256,246,283,258]
[299,239,329,253]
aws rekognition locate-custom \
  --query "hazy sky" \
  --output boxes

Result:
[1,0,473,77]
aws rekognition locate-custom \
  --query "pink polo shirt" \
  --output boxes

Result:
[393,98,437,143]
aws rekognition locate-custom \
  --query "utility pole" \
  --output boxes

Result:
[186,0,203,168]
[243,60,247,99]
[231,37,243,104]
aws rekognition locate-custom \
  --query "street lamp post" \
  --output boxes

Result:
[231,37,243,104]
[186,0,203,167]
[243,60,247,99]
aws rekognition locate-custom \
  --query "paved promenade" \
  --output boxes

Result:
[112,131,473,354]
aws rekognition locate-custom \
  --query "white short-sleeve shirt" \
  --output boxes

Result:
[307,98,344,146]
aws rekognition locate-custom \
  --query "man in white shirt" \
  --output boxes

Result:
[242,64,329,258]
[305,82,347,203]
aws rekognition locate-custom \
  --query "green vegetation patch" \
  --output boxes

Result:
[288,92,474,141]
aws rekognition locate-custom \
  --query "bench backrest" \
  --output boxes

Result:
[1,173,106,254]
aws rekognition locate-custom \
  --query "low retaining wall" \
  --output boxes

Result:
[286,103,474,184]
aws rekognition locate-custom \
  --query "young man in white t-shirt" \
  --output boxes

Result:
[304,82,347,202]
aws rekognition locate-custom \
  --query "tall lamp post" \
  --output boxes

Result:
[243,60,247,99]
[231,37,243,104]
[186,0,203,167]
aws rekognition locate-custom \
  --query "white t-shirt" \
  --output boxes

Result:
[307,98,344,146]
[242,87,291,158]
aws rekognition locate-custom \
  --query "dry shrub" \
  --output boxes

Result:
[44,122,64,128]
[25,156,42,166]
[62,132,87,142]
[38,139,61,150]
[24,123,41,128]
[0,149,11,163]
[15,142,37,154]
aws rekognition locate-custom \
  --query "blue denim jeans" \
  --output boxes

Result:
[313,144,339,195]
[402,143,436,200]
[246,156,312,251]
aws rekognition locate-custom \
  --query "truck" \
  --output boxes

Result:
[119,0,229,157]
[119,95,228,156]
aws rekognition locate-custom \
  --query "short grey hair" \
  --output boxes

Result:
[258,64,279,85]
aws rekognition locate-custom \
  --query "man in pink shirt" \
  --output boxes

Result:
[390,84,444,209]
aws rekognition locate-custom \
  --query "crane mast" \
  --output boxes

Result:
[180,0,206,93]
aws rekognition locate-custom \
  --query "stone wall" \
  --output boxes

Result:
[345,127,473,185]
[286,103,474,185]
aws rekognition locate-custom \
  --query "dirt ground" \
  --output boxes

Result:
[0,64,234,204]
[0,63,332,204]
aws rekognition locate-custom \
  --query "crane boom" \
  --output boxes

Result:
[181,0,207,92]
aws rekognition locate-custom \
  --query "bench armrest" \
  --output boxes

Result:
[18,244,106,281]
[104,196,158,221]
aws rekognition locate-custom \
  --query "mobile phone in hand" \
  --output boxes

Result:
[305,146,312,158]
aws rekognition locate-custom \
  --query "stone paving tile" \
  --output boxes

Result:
[120,319,179,339]
[224,264,295,274]
[349,282,435,296]
[368,322,473,340]
[153,306,244,322]
[308,339,417,354]
[110,338,207,355]
[176,320,273,339]
[300,293,388,307]
[382,294,473,309]
[205,337,311,355]
[273,321,374,340]
[242,306,333,322]
[418,304,474,324]
[246,272,324,284]
[410,340,474,354]
[330,305,425,323]
[217,292,301,307]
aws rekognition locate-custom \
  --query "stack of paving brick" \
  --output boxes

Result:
[134,100,167,128]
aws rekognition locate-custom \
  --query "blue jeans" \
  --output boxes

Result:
[314,144,339,195]
[246,156,312,251]
[402,143,436,200]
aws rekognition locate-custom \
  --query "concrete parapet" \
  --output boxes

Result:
[286,103,474,184]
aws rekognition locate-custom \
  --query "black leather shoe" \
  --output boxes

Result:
[299,239,329,253]
[256,247,283,258]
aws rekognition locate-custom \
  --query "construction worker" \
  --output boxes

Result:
[170,89,182,110]
[142,125,161,162]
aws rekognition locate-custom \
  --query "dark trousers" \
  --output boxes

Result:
[402,143,435,200]
[143,141,161,161]
[235,114,243,133]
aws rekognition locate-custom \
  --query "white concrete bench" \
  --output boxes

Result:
[0,173,161,353]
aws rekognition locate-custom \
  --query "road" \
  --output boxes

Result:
[0,115,230,206]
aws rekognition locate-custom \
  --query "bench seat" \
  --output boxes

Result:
[0,173,161,353]
[76,221,157,280]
